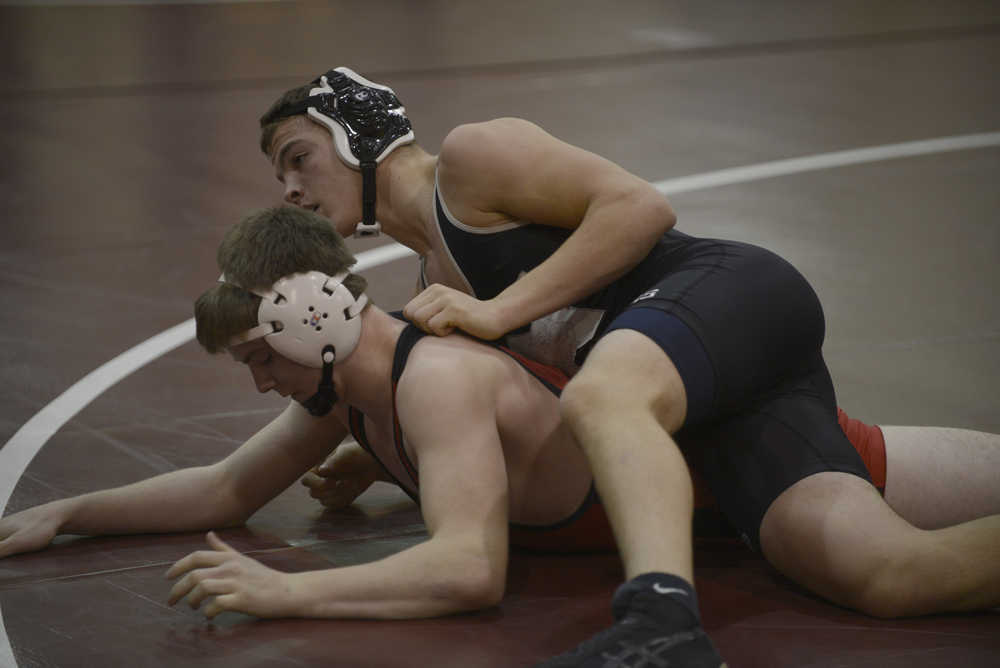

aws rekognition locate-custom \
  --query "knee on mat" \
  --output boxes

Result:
[832,554,924,619]
[764,514,928,618]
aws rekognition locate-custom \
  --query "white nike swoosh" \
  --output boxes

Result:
[653,584,689,596]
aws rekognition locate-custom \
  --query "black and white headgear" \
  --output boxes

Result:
[270,67,415,237]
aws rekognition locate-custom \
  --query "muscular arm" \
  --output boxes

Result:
[269,352,511,619]
[436,118,676,333]
[0,401,347,557]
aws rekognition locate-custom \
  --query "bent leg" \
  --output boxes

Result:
[560,329,694,581]
[760,471,1000,617]
[881,425,1000,529]
[543,329,728,667]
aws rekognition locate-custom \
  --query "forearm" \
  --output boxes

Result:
[494,192,675,330]
[58,464,244,536]
[287,536,504,619]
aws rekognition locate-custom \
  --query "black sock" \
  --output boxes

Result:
[612,572,701,626]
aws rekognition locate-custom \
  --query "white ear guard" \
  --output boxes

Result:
[222,270,368,367]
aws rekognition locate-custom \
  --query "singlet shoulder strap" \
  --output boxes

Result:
[387,323,426,486]
[347,406,373,454]
[346,405,420,505]
[433,171,525,235]
[391,323,427,384]
[418,256,429,290]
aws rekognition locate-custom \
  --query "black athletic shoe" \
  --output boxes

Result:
[533,578,727,668]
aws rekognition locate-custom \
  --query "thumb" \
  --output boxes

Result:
[0,532,34,560]
[0,537,16,559]
[206,531,238,553]
[301,472,324,488]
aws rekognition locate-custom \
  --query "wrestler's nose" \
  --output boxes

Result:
[283,178,303,206]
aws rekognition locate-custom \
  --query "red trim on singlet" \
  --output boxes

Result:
[348,406,420,504]
[348,406,367,446]
[496,344,571,391]
[837,408,887,493]
[390,380,420,487]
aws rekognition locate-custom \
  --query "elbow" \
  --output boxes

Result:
[640,187,676,236]
[660,198,678,231]
[476,567,507,609]
[207,465,257,527]
[217,494,257,528]
[217,507,252,529]
[201,503,250,532]
[446,555,506,611]
[458,568,506,610]
[457,578,505,611]
[605,185,676,255]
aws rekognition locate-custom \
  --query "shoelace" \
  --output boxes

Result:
[599,629,704,668]
[545,615,705,666]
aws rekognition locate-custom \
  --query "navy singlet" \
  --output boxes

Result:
[426,172,702,375]
[426,174,877,552]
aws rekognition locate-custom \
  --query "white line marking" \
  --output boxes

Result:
[0,130,997,668]
[0,320,195,518]
[0,247,416,515]
[654,132,1000,194]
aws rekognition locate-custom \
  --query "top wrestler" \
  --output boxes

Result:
[0,207,997,668]
[257,67,1000,667]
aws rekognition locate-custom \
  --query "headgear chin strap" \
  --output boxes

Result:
[299,344,338,417]
[221,270,369,416]
[272,67,415,238]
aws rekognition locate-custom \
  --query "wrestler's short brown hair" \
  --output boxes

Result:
[259,83,316,157]
[195,206,367,354]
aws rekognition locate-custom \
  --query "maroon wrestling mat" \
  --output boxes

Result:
[3,483,997,667]
[2,2,998,666]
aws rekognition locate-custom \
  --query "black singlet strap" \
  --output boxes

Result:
[358,315,567,497]
[346,405,419,505]
[391,323,427,384]
[347,406,372,454]
[387,323,427,485]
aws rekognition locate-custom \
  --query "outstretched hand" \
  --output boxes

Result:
[166,532,295,619]
[0,504,63,559]
[403,284,508,340]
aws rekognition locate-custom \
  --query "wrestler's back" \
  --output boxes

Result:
[362,332,596,528]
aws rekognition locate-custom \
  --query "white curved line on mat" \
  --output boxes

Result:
[1,130,997,668]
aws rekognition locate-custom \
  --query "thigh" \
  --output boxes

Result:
[680,356,873,551]
[569,328,689,433]
[758,471,915,614]
[882,425,1000,529]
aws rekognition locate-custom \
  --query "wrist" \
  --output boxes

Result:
[281,571,314,617]
[489,294,525,335]
[48,496,80,534]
